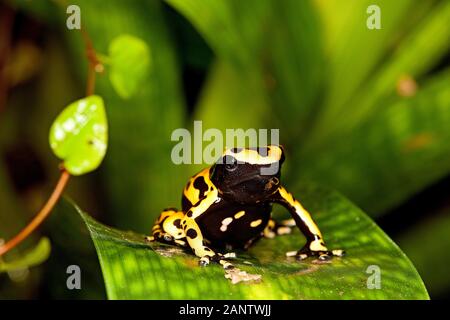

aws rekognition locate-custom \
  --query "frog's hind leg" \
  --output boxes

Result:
[147,208,187,247]
[263,218,295,239]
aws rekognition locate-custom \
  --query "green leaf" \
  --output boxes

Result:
[296,69,450,214]
[310,0,415,139]
[166,0,272,144]
[0,238,51,272]
[49,95,108,176]
[166,0,271,68]
[195,61,269,129]
[266,0,325,139]
[313,0,450,143]
[75,185,427,299]
[167,0,325,139]
[186,61,270,176]
[108,34,151,99]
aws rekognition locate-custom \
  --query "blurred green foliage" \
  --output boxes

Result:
[0,0,449,299]
[0,238,50,272]
[107,34,152,99]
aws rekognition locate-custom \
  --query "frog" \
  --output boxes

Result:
[147,145,344,269]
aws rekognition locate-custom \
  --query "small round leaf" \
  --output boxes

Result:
[49,95,108,175]
[108,34,151,99]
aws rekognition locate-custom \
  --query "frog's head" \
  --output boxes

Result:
[210,145,285,204]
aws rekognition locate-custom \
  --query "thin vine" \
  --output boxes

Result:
[0,27,103,257]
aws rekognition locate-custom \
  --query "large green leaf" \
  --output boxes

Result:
[73,185,427,299]
[166,0,271,68]
[310,0,415,140]
[310,0,450,145]
[191,62,270,163]
[265,0,325,139]
[350,0,450,131]
[167,0,272,143]
[296,69,450,214]
[167,0,325,139]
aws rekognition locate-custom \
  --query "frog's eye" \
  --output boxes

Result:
[224,156,238,171]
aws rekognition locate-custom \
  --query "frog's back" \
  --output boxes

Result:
[182,167,214,211]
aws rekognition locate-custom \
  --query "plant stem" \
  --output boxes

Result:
[0,18,102,258]
[81,28,102,96]
[0,170,70,257]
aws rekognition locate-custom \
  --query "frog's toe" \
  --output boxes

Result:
[198,254,234,269]
[153,231,175,244]
[223,252,237,259]
[318,252,332,261]
[297,253,310,260]
[163,234,174,242]
[286,248,345,260]
[199,256,211,267]
[219,259,235,270]
[208,254,235,270]
[331,249,345,257]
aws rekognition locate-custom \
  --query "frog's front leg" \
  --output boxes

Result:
[182,217,233,269]
[272,186,345,260]
[183,191,234,269]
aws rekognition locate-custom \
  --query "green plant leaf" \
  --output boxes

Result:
[0,238,51,272]
[312,0,450,144]
[49,95,108,176]
[195,61,267,131]
[166,0,272,145]
[266,0,325,139]
[166,0,271,68]
[310,0,415,139]
[296,69,450,215]
[108,34,151,99]
[74,185,427,299]
[167,0,325,139]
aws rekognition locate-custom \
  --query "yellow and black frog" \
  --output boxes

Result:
[148,146,344,269]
